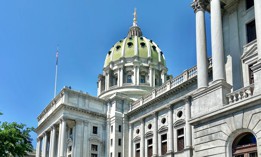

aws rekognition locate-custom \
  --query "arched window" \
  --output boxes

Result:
[232,133,257,157]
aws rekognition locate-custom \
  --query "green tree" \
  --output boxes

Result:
[0,112,34,157]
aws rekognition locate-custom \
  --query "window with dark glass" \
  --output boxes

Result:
[91,154,97,157]
[247,20,256,43]
[147,139,153,157]
[93,126,98,134]
[136,143,140,157]
[118,152,121,157]
[177,128,184,151]
[140,75,146,83]
[118,138,121,146]
[127,75,132,83]
[111,139,113,146]
[111,125,113,133]
[110,153,112,157]
[91,144,98,151]
[119,125,121,132]
[232,133,257,157]
[161,134,167,155]
[246,0,254,10]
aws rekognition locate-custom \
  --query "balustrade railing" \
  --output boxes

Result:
[226,84,255,104]
[130,58,214,110]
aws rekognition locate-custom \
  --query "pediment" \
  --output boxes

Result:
[89,137,102,144]
[173,119,186,127]
[145,131,153,138]
[158,125,168,133]
[241,40,258,63]
[133,136,141,142]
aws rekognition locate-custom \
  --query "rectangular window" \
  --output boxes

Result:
[136,143,140,157]
[118,152,121,157]
[161,134,167,155]
[91,144,98,151]
[110,153,112,157]
[111,139,113,146]
[127,75,132,83]
[118,138,122,146]
[249,152,257,157]
[91,154,97,157]
[177,128,185,151]
[247,20,256,43]
[119,125,122,132]
[111,125,113,133]
[147,139,153,157]
[140,75,146,83]
[93,126,98,134]
[246,0,254,10]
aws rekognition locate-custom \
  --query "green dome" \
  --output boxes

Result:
[104,36,166,67]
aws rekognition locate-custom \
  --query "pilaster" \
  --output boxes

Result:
[152,112,158,157]
[184,97,192,156]
[41,133,47,157]
[140,118,145,157]
[36,138,41,157]
[128,123,133,157]
[167,106,174,154]
[74,120,84,157]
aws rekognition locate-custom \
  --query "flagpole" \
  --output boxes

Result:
[54,47,59,98]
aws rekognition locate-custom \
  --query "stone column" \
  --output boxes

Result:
[167,106,174,153]
[134,66,138,85]
[140,119,145,157]
[149,67,155,87]
[118,68,121,86]
[36,138,41,157]
[192,0,208,88]
[161,70,166,84]
[152,112,158,156]
[137,66,140,85]
[59,119,67,157]
[128,123,133,157]
[97,75,103,96]
[49,126,56,157]
[41,133,47,157]
[185,97,192,150]
[211,0,226,81]
[254,0,261,60]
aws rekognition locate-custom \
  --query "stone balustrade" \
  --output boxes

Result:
[131,58,212,110]
[226,84,255,104]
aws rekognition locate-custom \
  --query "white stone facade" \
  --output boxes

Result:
[36,0,261,157]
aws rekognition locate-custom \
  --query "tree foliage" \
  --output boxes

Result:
[0,113,34,157]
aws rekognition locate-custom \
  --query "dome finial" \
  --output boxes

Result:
[133,8,137,26]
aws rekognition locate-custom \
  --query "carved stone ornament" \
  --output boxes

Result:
[192,0,207,12]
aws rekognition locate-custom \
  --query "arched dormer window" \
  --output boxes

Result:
[232,132,257,157]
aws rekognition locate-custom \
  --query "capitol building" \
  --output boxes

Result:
[35,0,261,156]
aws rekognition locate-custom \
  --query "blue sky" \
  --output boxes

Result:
[0,0,211,148]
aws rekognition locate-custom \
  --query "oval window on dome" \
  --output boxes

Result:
[129,37,133,40]
[108,51,112,55]
[160,51,164,55]
[152,45,157,51]
[127,42,133,48]
[116,45,121,51]
[140,37,143,40]
[140,42,146,48]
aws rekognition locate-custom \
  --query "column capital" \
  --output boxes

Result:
[191,0,207,13]
[183,96,192,103]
